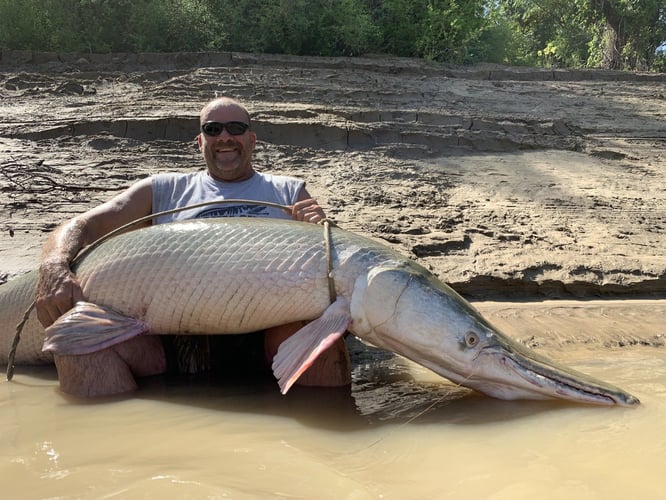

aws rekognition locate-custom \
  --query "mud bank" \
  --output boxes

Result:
[1,51,665,299]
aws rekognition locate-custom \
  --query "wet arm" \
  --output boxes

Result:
[36,178,153,326]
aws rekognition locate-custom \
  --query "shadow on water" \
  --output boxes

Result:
[4,364,57,384]
[6,340,600,431]
[127,338,581,431]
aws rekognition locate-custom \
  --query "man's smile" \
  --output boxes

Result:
[214,144,242,160]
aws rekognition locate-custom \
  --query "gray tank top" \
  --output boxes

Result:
[151,171,305,224]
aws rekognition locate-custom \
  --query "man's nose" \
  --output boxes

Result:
[218,128,236,139]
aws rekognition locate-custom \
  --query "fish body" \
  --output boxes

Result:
[0,218,639,406]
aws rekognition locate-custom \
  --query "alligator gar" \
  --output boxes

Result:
[0,218,639,406]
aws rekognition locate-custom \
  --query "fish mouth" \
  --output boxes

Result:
[479,344,640,406]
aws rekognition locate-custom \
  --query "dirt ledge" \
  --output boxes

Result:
[1,52,664,299]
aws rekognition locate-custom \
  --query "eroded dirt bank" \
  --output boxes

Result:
[1,51,665,301]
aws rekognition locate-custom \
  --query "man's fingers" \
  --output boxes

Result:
[36,293,71,326]
[35,275,84,328]
[291,199,325,223]
[295,208,321,222]
[72,286,85,303]
[37,304,60,328]
[302,211,322,223]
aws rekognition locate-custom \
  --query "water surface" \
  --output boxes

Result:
[2,301,665,499]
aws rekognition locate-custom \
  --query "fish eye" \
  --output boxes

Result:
[465,331,479,348]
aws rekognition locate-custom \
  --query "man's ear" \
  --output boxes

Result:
[196,133,203,150]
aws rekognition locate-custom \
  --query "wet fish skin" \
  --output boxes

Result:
[0,218,639,406]
[0,270,51,365]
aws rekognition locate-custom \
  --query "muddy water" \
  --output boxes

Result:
[2,301,665,499]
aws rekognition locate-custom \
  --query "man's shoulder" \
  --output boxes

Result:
[253,171,302,186]
[153,171,204,186]
[153,171,202,181]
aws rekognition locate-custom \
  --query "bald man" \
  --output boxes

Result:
[35,97,351,397]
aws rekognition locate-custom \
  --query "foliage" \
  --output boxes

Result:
[583,0,666,69]
[0,0,664,71]
[0,0,224,52]
[368,0,488,63]
[654,52,666,72]
[497,0,666,70]
[248,0,379,56]
[371,0,430,57]
[417,0,487,63]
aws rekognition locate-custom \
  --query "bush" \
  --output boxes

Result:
[2,0,662,71]
[653,53,666,73]
[232,0,378,56]
[0,0,224,52]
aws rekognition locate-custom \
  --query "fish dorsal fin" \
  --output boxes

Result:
[272,296,351,394]
[43,301,148,355]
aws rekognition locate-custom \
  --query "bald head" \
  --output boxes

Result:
[200,97,251,127]
[197,97,257,182]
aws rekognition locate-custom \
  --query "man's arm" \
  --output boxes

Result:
[35,178,154,326]
[290,186,326,224]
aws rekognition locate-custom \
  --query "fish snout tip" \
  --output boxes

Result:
[618,392,641,407]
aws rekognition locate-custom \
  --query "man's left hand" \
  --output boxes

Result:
[291,198,325,224]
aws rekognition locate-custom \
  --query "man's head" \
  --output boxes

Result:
[198,97,257,182]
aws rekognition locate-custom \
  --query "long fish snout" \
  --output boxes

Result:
[370,267,640,407]
[468,327,641,407]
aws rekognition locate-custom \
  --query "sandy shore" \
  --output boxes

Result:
[1,51,665,347]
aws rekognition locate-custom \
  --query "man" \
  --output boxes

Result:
[35,97,351,397]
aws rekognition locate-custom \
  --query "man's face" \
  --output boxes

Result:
[198,103,256,182]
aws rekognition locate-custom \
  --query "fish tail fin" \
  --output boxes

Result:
[43,301,149,355]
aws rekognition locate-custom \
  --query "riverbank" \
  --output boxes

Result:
[1,51,664,300]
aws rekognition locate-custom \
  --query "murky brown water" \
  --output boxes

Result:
[2,301,665,499]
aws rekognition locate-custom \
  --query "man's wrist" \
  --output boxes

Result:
[40,256,71,270]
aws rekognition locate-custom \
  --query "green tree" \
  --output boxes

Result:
[1,0,664,70]
[203,0,377,56]
[587,0,666,70]
[0,0,225,52]
[0,0,67,50]
[370,0,488,63]
[417,0,487,62]
[499,0,666,70]
[371,0,429,57]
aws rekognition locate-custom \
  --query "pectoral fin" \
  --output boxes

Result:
[43,301,148,355]
[272,296,351,394]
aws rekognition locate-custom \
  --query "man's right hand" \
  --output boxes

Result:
[32,178,154,328]
[35,259,85,327]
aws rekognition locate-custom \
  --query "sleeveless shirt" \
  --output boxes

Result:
[151,171,305,224]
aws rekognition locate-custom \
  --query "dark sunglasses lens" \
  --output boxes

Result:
[225,122,249,135]
[202,122,249,136]
[202,122,223,135]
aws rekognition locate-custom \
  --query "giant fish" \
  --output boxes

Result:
[0,218,639,406]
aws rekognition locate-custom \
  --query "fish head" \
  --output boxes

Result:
[449,317,640,407]
[354,265,640,407]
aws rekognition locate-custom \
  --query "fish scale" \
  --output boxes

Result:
[74,219,335,334]
[0,270,49,364]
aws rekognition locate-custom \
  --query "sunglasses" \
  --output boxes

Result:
[201,121,250,136]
